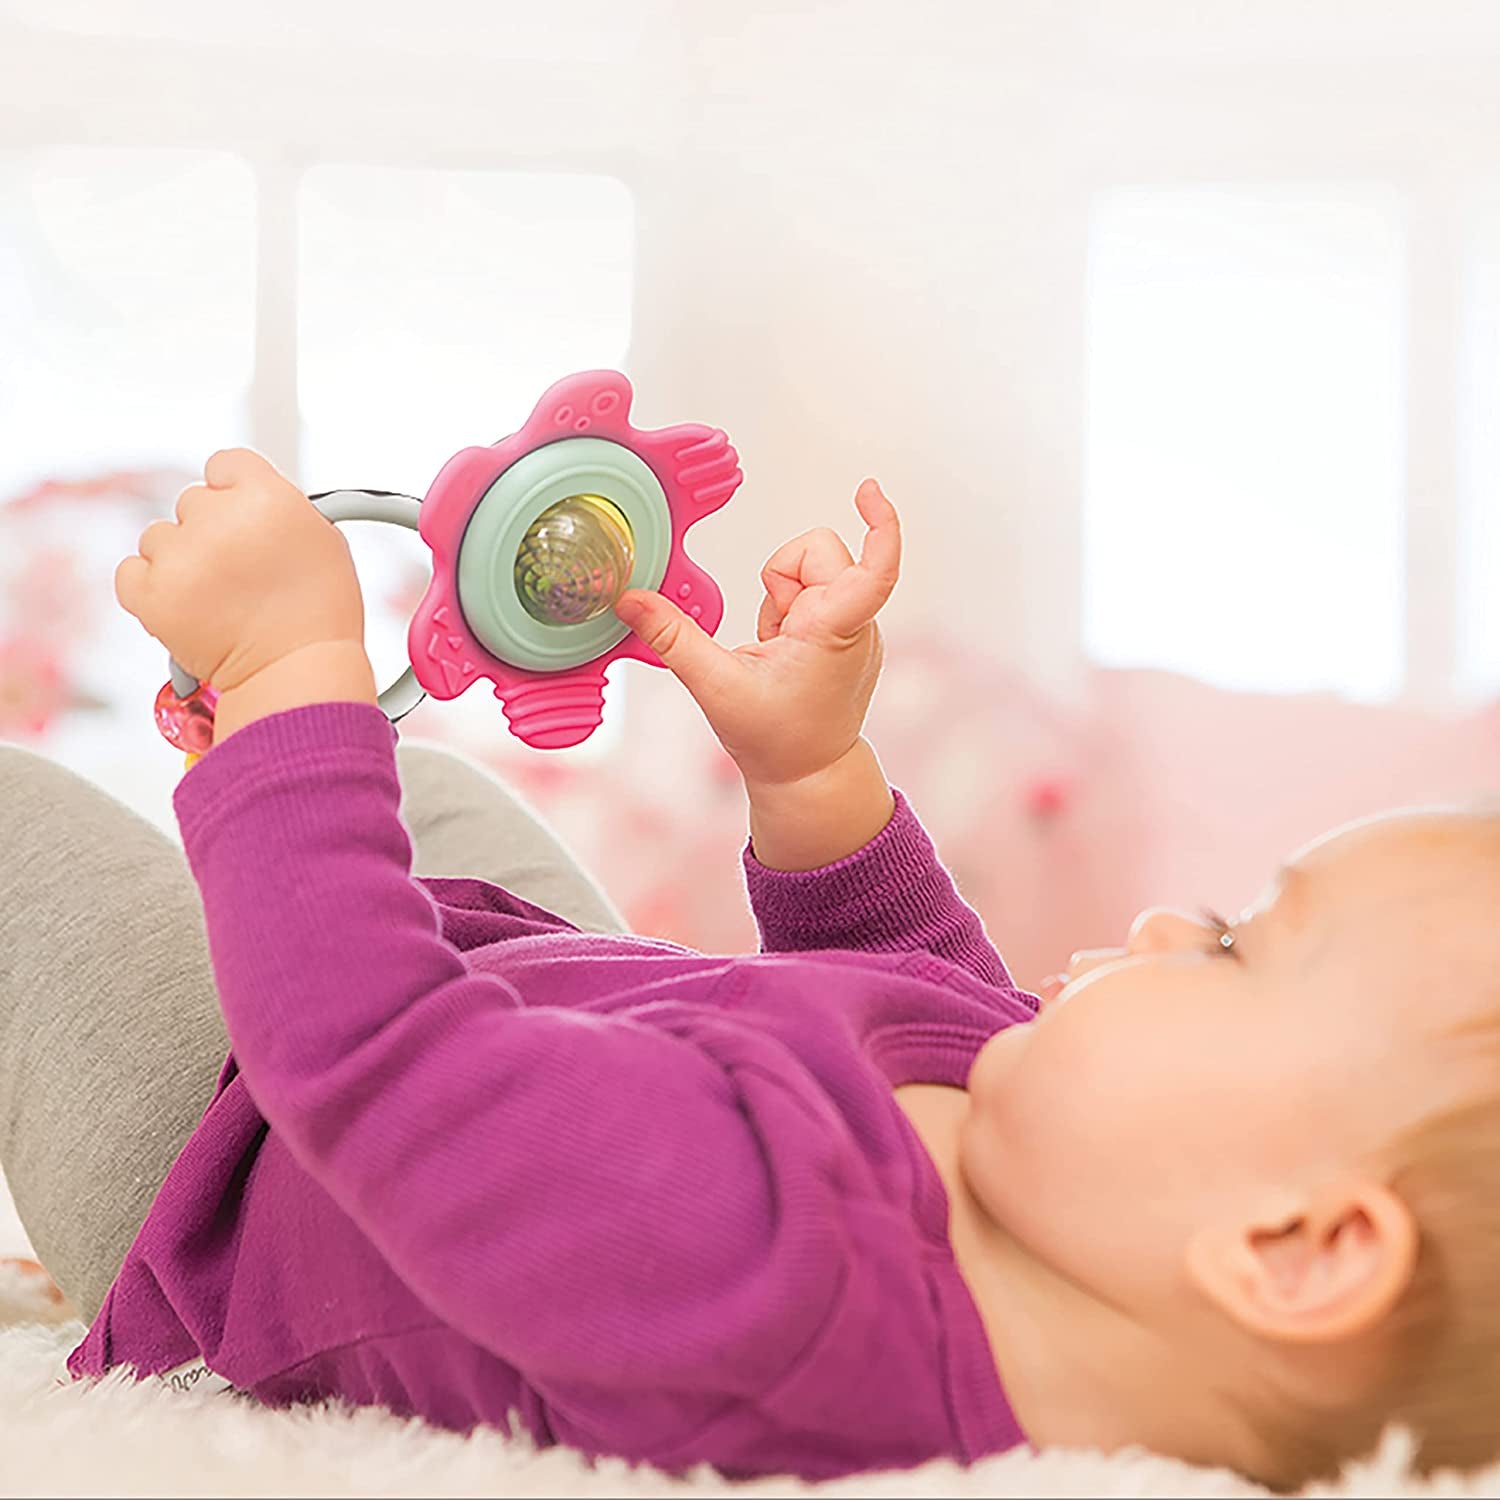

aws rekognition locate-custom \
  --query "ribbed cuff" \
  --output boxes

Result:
[743,788,947,949]
[174,700,398,854]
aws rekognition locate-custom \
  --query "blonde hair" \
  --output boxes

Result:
[1251,1048,1500,1489]
[1234,809,1500,1488]
[1383,1092,1500,1474]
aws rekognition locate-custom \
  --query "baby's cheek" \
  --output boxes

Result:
[968,1027,1151,1231]
[966,1039,1086,1214]
[964,1101,1108,1280]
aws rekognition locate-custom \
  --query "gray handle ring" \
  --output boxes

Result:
[166,488,429,724]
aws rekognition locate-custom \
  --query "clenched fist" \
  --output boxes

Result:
[115,448,365,695]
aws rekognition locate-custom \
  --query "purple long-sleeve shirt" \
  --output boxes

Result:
[70,701,1036,1479]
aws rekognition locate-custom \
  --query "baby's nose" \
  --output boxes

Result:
[1126,907,1209,956]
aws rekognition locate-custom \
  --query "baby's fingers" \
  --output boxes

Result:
[203,446,277,491]
[854,478,901,580]
[135,518,179,563]
[174,483,217,525]
[761,527,856,606]
[756,591,786,642]
[821,480,902,637]
[757,527,853,640]
[615,589,739,707]
[113,553,152,622]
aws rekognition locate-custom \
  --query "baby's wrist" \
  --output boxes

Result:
[211,640,378,746]
[745,739,895,871]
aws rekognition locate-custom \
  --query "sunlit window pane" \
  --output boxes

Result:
[297,166,634,499]
[1083,186,1406,700]
[0,147,255,496]
[1458,184,1500,699]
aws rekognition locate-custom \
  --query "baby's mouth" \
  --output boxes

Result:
[1038,947,1130,1005]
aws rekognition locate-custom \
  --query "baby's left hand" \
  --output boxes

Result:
[614,479,900,791]
[115,449,365,694]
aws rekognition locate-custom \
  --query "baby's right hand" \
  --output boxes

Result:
[614,479,901,792]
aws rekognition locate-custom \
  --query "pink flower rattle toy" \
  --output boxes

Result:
[156,370,742,768]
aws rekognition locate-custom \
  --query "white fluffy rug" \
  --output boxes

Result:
[0,1263,1494,1499]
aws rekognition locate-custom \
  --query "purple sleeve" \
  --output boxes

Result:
[173,703,844,1396]
[743,789,1015,990]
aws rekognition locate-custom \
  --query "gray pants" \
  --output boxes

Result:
[0,740,625,1322]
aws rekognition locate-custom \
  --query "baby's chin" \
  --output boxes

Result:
[968,1019,1028,1090]
[962,1026,1029,1150]
[956,1033,1034,1226]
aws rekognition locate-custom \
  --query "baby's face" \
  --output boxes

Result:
[962,810,1499,1315]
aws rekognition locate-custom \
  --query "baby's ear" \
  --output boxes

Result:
[1184,1183,1418,1344]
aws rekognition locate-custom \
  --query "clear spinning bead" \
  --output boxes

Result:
[514,494,636,627]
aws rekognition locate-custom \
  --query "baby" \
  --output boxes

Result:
[1,446,1493,1489]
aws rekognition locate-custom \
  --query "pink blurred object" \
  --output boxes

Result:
[1024,777,1071,819]
[3,468,188,516]
[0,636,70,737]
[154,679,219,755]
[10,549,95,648]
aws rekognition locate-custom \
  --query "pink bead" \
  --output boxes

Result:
[154,679,219,755]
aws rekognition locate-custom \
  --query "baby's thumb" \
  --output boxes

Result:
[614,589,729,700]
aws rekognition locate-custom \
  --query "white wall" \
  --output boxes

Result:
[7,0,1499,697]
[1,0,1497,898]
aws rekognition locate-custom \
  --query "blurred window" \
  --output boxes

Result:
[0,147,255,498]
[1082,186,1407,700]
[0,154,636,762]
[0,148,253,796]
[1458,183,1500,699]
[297,165,634,496]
